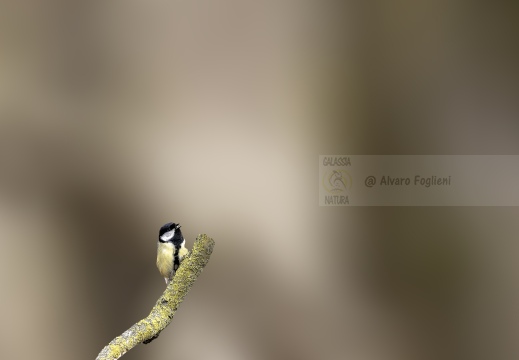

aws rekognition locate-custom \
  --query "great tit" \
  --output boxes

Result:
[156,222,188,284]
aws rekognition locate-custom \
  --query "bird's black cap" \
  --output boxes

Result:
[159,222,178,236]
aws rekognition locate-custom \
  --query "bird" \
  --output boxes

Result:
[156,222,188,285]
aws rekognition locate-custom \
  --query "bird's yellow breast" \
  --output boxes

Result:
[156,242,174,279]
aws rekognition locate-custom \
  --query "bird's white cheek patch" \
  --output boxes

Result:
[160,230,174,241]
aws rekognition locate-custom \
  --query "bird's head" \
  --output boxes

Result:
[159,222,181,242]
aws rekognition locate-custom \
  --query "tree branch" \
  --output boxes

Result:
[95,234,215,360]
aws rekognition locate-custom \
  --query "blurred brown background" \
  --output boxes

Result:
[1,1,518,360]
